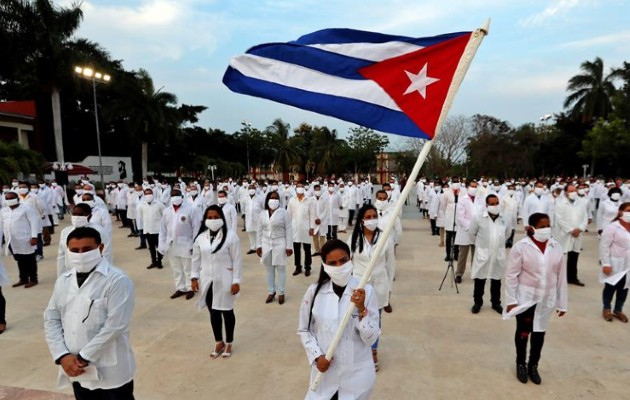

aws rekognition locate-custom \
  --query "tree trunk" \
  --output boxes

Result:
[51,87,65,162]
[142,141,148,178]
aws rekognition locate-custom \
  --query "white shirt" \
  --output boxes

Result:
[288,196,316,244]
[44,259,135,390]
[298,277,380,400]
[136,200,165,234]
[1,203,40,255]
[158,204,201,258]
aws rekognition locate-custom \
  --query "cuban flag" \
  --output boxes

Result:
[223,28,473,140]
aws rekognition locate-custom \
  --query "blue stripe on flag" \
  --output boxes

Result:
[292,28,469,47]
[248,43,372,80]
[223,67,430,139]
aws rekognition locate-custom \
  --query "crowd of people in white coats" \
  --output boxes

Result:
[415,175,630,386]
[0,173,629,398]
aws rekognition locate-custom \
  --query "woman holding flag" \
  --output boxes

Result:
[298,239,380,399]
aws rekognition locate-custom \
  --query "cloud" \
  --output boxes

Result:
[558,30,630,49]
[519,0,587,27]
[65,0,228,68]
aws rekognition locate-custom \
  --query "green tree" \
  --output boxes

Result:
[347,126,389,176]
[265,118,303,180]
[581,117,630,176]
[0,141,45,182]
[311,126,347,176]
[564,57,619,123]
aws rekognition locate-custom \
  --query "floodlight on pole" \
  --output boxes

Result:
[74,65,111,190]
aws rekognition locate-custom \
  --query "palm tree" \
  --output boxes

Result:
[311,126,344,175]
[104,69,179,179]
[1,0,85,163]
[0,141,45,182]
[266,118,303,180]
[564,57,618,123]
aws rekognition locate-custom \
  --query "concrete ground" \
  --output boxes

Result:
[0,202,628,400]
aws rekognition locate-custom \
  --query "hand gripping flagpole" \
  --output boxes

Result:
[310,19,490,392]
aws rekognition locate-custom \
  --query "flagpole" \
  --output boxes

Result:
[310,19,490,392]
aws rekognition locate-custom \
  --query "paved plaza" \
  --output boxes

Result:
[0,202,627,400]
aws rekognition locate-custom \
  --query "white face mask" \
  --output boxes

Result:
[117,183,123,188]
[144,195,154,203]
[218,197,228,205]
[487,205,500,215]
[374,200,388,211]
[450,182,460,190]
[577,189,586,196]
[328,186,335,193]
[171,196,183,206]
[621,212,630,224]
[567,192,578,201]
[71,215,89,228]
[11,181,18,187]
[271,185,279,192]
[17,188,29,195]
[533,227,551,242]
[534,188,544,196]
[76,189,84,195]
[507,189,515,196]
[67,248,102,273]
[363,219,378,231]
[205,219,224,231]
[467,187,478,196]
[268,199,280,210]
[296,187,305,195]
[339,188,345,192]
[5,198,18,207]
[314,190,321,197]
[248,189,256,196]
[611,193,621,201]
[323,260,354,287]
[190,190,198,196]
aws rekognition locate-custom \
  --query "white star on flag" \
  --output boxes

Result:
[403,63,440,98]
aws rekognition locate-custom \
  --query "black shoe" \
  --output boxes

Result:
[492,304,503,314]
[455,276,462,284]
[156,263,163,269]
[305,269,311,277]
[444,256,451,262]
[471,303,481,314]
[246,249,256,255]
[569,279,585,287]
[127,233,136,238]
[135,246,147,250]
[312,252,321,257]
[147,264,157,269]
[516,363,528,383]
[528,364,541,385]
[292,269,302,276]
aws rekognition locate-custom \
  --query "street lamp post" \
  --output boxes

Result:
[74,66,111,190]
[208,165,217,181]
[241,120,252,179]
[582,164,589,180]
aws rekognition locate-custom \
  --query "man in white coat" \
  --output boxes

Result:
[288,183,316,276]
[346,181,358,227]
[338,183,350,232]
[501,183,520,248]
[553,185,588,286]
[1,191,40,287]
[468,194,510,314]
[44,227,136,399]
[321,182,342,241]
[217,190,238,233]
[243,186,262,254]
[80,192,113,238]
[311,185,326,256]
[440,179,460,262]
[455,181,485,283]
[137,188,165,269]
[158,189,200,300]
[519,181,553,227]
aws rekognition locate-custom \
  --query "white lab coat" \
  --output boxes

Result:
[348,233,396,309]
[243,195,263,233]
[288,196,316,244]
[440,190,458,232]
[257,208,292,266]
[321,191,342,226]
[89,207,113,237]
[428,190,440,219]
[297,277,380,400]
[126,191,141,220]
[1,203,40,255]
[500,194,520,232]
[468,212,510,280]
[136,200,165,234]
[57,224,112,276]
[520,194,553,226]
[0,226,9,286]
[191,229,242,311]
[503,237,568,332]
[377,207,402,245]
[158,204,201,258]
[598,221,630,287]
[115,186,129,209]
[597,198,621,232]
[553,196,588,253]
[43,259,135,390]
[220,202,238,233]
[454,194,485,245]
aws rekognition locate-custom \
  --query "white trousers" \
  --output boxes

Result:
[169,254,192,292]
[248,232,257,251]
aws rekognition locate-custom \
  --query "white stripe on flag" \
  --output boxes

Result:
[308,41,424,62]
[231,54,401,111]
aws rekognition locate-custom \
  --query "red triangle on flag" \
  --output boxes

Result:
[359,33,471,138]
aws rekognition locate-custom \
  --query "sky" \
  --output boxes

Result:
[60,0,630,147]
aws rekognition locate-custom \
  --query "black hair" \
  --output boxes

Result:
[485,194,499,204]
[350,204,380,254]
[196,205,228,253]
[608,187,622,197]
[73,203,92,216]
[308,239,351,328]
[375,189,388,199]
[263,190,280,210]
[613,202,630,222]
[171,188,182,196]
[66,227,102,245]
[382,183,391,189]
[527,213,550,236]
[218,190,227,197]
[81,192,94,200]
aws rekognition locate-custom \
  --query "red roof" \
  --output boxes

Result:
[0,101,37,118]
